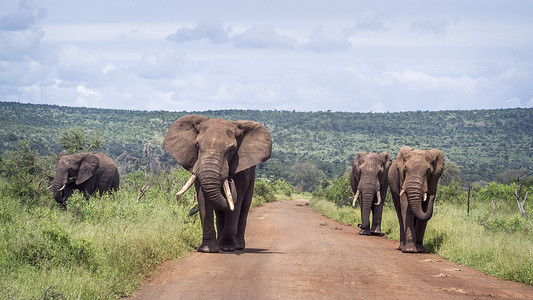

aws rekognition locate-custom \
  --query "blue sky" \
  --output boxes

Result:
[1,0,532,112]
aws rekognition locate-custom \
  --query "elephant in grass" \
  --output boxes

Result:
[163,115,272,253]
[52,150,119,209]
[350,152,391,235]
[388,146,444,253]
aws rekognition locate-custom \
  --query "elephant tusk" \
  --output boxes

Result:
[399,189,405,197]
[376,190,382,206]
[46,184,53,190]
[352,190,360,207]
[423,193,427,202]
[223,179,235,211]
[58,184,66,192]
[176,174,196,200]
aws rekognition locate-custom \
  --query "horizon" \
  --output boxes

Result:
[2,100,531,115]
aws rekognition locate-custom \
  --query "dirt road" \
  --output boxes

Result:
[128,200,533,299]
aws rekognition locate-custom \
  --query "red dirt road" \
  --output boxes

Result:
[128,200,533,299]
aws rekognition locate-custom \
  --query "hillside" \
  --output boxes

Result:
[0,102,532,184]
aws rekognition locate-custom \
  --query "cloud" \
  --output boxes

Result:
[136,48,185,79]
[57,45,109,81]
[0,0,46,31]
[0,1,45,61]
[232,24,297,49]
[353,11,388,32]
[167,19,231,43]
[300,26,352,52]
[410,18,455,38]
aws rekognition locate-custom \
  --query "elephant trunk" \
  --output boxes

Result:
[197,159,230,211]
[404,183,434,221]
[358,181,379,230]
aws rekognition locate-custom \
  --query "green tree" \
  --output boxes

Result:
[440,161,461,186]
[60,128,104,153]
[290,162,324,192]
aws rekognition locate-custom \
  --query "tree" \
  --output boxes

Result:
[439,161,461,186]
[290,162,324,192]
[496,169,527,184]
[60,128,104,153]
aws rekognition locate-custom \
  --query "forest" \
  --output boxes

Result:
[1,102,532,189]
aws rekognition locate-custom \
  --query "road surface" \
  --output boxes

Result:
[127,199,533,299]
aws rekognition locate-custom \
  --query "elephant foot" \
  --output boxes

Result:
[235,238,245,250]
[198,241,219,253]
[401,243,425,253]
[370,227,383,236]
[218,238,237,252]
[358,229,371,235]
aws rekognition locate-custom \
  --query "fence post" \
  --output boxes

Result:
[467,185,471,216]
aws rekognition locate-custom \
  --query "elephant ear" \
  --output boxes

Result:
[163,115,209,172]
[395,146,413,183]
[230,121,272,175]
[427,149,445,196]
[76,154,100,185]
[350,152,365,192]
[379,152,392,183]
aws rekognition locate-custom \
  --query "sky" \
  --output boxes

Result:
[1,0,532,112]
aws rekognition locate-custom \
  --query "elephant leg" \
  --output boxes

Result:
[401,198,418,253]
[392,193,404,250]
[195,184,218,253]
[218,208,239,252]
[215,210,225,240]
[414,219,428,253]
[236,170,255,250]
[218,169,254,251]
[370,201,384,235]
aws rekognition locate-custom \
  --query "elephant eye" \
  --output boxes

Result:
[195,142,199,150]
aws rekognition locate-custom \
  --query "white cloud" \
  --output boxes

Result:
[0,0,46,31]
[410,18,456,38]
[167,19,231,44]
[300,26,352,52]
[232,24,297,49]
[135,48,185,79]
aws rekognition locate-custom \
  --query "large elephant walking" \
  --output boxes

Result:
[350,152,391,235]
[388,146,444,253]
[163,115,272,253]
[52,150,119,209]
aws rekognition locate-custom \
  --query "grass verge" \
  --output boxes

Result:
[309,198,533,286]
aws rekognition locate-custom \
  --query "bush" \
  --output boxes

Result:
[313,174,352,206]
[254,179,276,203]
[1,141,53,202]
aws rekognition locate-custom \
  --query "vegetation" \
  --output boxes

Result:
[0,102,532,295]
[0,141,294,299]
[312,174,533,285]
[1,102,532,190]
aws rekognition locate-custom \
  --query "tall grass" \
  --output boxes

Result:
[311,179,533,286]
[0,168,202,299]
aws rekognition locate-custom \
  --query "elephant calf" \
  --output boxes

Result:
[350,152,391,235]
[52,150,119,209]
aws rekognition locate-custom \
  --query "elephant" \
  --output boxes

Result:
[163,115,272,253]
[388,146,444,253]
[52,150,120,209]
[350,152,391,235]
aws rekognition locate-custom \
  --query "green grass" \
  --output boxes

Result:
[310,198,533,286]
[0,169,202,299]
[0,167,293,299]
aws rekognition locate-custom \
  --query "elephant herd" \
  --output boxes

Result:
[350,147,444,253]
[51,114,444,254]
